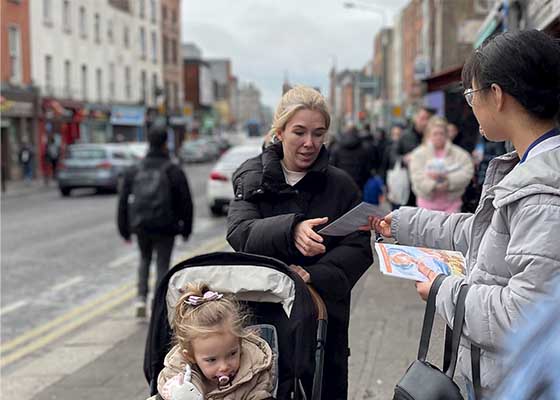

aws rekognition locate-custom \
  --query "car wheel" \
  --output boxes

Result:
[210,205,224,217]
[60,187,72,197]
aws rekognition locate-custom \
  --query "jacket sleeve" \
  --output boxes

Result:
[446,148,474,193]
[409,150,437,198]
[247,368,275,400]
[227,198,302,260]
[170,166,194,239]
[157,346,185,399]
[436,202,560,351]
[392,206,473,255]
[305,190,373,301]
[117,167,134,240]
[305,231,372,301]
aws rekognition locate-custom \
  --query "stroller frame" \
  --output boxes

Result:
[144,251,328,400]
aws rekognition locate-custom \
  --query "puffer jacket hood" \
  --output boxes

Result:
[492,148,560,208]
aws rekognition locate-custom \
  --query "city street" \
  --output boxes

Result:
[0,162,228,372]
[1,162,447,399]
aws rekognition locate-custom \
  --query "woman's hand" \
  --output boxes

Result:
[294,217,328,257]
[359,213,393,238]
[289,264,311,283]
[415,261,438,301]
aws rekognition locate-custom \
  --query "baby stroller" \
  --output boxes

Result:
[144,251,328,400]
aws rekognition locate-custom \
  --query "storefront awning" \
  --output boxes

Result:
[423,65,463,93]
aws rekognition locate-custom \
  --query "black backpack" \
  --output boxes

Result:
[128,161,175,232]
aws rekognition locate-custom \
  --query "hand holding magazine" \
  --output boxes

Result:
[375,243,466,282]
[318,202,389,236]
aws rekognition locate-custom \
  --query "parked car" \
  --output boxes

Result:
[126,142,148,161]
[206,143,262,216]
[57,144,136,196]
[180,140,213,163]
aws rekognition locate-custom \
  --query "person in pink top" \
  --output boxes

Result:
[409,116,474,213]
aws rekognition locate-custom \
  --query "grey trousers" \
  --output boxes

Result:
[136,233,175,300]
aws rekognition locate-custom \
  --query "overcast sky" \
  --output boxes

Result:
[181,0,410,109]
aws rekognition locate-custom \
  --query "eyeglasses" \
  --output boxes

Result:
[463,86,490,107]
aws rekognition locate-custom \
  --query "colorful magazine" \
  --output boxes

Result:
[375,243,466,282]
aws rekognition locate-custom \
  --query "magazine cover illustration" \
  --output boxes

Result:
[375,243,466,282]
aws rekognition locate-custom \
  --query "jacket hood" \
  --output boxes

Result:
[492,147,560,208]
[338,133,362,149]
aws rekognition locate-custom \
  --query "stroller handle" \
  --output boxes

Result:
[307,285,327,322]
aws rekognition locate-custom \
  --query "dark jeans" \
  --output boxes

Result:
[136,233,175,300]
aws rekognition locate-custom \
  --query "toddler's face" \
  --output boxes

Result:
[191,328,241,386]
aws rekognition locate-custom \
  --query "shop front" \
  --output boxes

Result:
[80,104,112,143]
[110,105,146,142]
[0,87,39,182]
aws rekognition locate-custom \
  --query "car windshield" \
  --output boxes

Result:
[66,148,107,159]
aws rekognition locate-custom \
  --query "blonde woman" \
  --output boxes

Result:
[409,116,474,213]
[227,85,372,400]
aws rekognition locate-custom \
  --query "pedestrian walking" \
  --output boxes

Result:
[389,106,436,206]
[19,140,34,182]
[227,85,372,400]
[44,135,60,184]
[117,126,194,318]
[366,29,560,398]
[409,116,473,213]
[153,282,274,400]
[329,124,371,191]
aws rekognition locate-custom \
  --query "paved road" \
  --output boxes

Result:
[1,161,227,372]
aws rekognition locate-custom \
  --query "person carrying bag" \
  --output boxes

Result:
[394,275,480,400]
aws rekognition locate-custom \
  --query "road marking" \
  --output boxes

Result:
[108,252,137,269]
[0,290,135,368]
[0,236,229,367]
[0,300,28,317]
[50,276,84,293]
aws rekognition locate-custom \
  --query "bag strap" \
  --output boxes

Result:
[471,344,481,399]
[445,284,469,378]
[417,274,446,361]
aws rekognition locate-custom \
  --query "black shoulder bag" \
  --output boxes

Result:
[393,275,475,400]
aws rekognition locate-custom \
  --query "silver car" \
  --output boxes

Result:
[57,144,136,196]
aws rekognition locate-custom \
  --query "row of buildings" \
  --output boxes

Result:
[330,0,560,146]
[0,0,268,183]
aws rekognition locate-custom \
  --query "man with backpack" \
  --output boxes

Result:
[117,126,193,318]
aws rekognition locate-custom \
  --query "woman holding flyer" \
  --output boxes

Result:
[408,115,474,213]
[227,85,372,400]
[365,29,560,398]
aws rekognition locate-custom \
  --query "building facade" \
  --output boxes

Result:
[1,0,39,185]
[29,0,164,153]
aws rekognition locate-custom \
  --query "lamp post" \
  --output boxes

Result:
[343,1,388,27]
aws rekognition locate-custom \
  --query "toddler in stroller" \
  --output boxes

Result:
[144,252,328,400]
[156,281,275,400]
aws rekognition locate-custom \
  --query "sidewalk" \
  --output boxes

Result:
[1,178,56,199]
[3,257,447,400]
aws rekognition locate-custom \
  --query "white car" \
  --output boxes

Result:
[207,144,262,216]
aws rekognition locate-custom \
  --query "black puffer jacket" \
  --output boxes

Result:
[117,149,193,240]
[328,132,371,190]
[227,142,373,400]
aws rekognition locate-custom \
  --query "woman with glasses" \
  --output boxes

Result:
[365,29,560,398]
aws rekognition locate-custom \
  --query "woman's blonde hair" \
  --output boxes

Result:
[173,282,252,362]
[425,115,448,136]
[266,85,331,142]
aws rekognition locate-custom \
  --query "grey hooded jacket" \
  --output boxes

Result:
[391,147,560,389]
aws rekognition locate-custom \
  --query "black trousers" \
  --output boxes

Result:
[136,233,175,300]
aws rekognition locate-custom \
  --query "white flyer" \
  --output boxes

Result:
[318,202,389,236]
